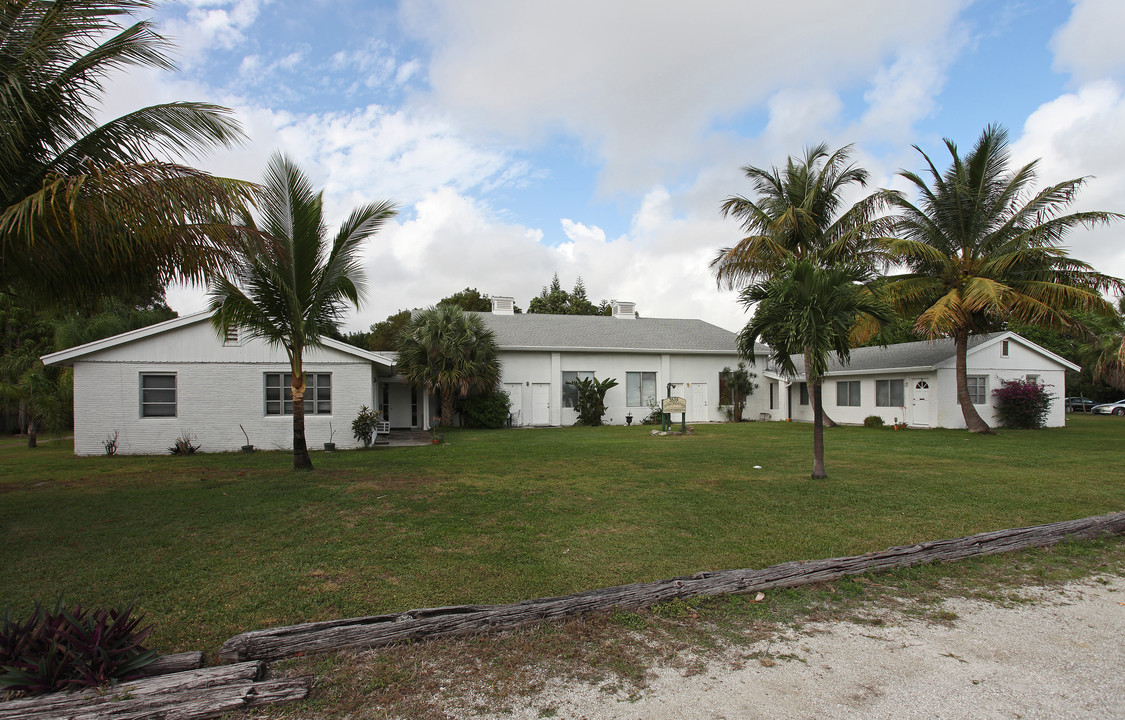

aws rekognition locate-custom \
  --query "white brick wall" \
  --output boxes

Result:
[74,360,376,455]
[67,320,380,455]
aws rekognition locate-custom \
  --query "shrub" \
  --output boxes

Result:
[352,405,382,447]
[461,388,511,429]
[640,400,664,425]
[569,376,619,426]
[168,432,199,455]
[993,378,1054,429]
[102,430,119,456]
[863,415,885,428]
[718,362,759,421]
[0,598,156,697]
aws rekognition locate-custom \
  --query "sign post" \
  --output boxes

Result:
[662,396,687,432]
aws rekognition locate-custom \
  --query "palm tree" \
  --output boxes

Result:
[713,143,896,425]
[208,153,397,469]
[885,124,1123,433]
[1,0,253,302]
[395,305,502,427]
[738,260,895,479]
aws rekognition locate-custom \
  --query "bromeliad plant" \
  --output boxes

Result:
[0,598,156,697]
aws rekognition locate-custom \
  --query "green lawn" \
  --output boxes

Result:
[1,415,1122,654]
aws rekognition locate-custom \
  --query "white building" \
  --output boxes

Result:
[42,312,399,456]
[43,305,1076,456]
[771,332,1078,428]
[476,297,768,426]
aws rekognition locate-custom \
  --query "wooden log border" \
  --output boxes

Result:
[0,661,311,720]
[220,511,1125,662]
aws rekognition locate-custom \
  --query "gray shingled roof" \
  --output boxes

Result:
[785,334,995,376]
[472,312,742,353]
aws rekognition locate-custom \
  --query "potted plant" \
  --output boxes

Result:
[239,424,254,453]
[429,417,444,444]
[324,422,336,452]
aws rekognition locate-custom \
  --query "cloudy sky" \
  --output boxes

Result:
[117,0,1125,332]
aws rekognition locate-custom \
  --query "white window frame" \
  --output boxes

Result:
[626,371,657,407]
[875,379,904,407]
[966,375,988,404]
[836,380,861,407]
[139,373,177,418]
[265,372,332,415]
[1001,339,1009,357]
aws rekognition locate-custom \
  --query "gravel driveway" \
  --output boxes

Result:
[485,575,1124,720]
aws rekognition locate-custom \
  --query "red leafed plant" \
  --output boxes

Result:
[993,378,1054,429]
[0,598,156,697]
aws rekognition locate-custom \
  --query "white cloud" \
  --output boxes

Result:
[401,0,969,193]
[159,0,268,62]
[1051,0,1125,83]
[1011,80,1125,285]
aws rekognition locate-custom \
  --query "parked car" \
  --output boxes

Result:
[1092,399,1125,416]
[1064,396,1098,412]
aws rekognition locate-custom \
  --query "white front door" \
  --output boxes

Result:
[690,383,709,422]
[531,383,550,425]
[910,378,930,427]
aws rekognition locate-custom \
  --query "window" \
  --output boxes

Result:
[1001,340,1009,357]
[140,374,176,417]
[836,380,861,406]
[265,373,331,415]
[875,379,904,407]
[562,371,593,408]
[1026,374,1040,384]
[799,382,809,406]
[966,375,988,404]
[769,382,777,410]
[626,371,657,407]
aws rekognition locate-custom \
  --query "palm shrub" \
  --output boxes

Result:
[993,379,1054,429]
[569,376,619,426]
[396,305,501,427]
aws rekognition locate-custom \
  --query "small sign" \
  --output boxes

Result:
[662,396,686,413]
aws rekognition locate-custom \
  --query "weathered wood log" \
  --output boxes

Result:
[0,661,309,720]
[140,650,207,677]
[0,678,310,720]
[220,511,1125,661]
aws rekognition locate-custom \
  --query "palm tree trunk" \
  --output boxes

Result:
[804,351,837,427]
[440,391,455,428]
[811,377,827,479]
[291,370,313,469]
[26,417,37,449]
[954,330,994,434]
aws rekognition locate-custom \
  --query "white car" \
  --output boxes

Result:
[1092,399,1125,416]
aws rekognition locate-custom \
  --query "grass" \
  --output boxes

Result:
[1,414,1122,657]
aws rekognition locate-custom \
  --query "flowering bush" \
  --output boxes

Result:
[992,378,1054,429]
